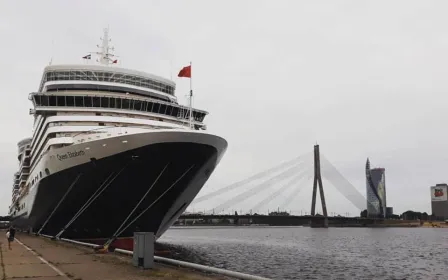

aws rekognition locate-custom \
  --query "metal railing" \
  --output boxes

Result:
[38,234,271,280]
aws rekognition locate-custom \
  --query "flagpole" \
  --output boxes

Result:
[189,61,193,130]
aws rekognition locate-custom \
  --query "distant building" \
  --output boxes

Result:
[431,183,448,219]
[365,158,387,217]
[386,207,393,217]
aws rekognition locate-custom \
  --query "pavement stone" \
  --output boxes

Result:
[5,263,60,278]
[0,233,228,280]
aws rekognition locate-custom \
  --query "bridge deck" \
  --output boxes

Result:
[0,233,225,280]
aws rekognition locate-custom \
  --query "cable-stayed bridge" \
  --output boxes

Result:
[179,145,415,227]
[187,145,367,218]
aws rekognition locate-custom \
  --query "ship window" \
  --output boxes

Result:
[33,93,205,123]
[75,96,84,107]
[101,97,109,108]
[116,98,122,109]
[41,95,49,106]
[45,168,50,176]
[84,96,93,107]
[146,102,153,112]
[66,96,75,106]
[56,96,66,106]
[92,96,101,107]
[49,95,57,106]
[160,104,167,114]
[134,100,143,111]
[122,99,131,110]
[153,103,160,114]
[33,95,41,106]
[40,171,42,178]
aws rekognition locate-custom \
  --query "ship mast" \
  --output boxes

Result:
[95,27,117,66]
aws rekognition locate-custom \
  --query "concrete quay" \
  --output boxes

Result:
[0,233,230,280]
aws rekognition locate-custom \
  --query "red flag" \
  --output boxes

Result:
[112,59,118,64]
[178,65,191,78]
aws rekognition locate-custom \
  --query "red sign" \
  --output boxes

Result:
[434,188,444,197]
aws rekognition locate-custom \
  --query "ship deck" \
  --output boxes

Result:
[0,233,228,280]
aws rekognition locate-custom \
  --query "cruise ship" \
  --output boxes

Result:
[8,28,227,248]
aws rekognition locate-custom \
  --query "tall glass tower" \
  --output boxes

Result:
[365,158,387,217]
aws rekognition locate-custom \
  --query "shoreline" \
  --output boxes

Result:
[172,222,448,228]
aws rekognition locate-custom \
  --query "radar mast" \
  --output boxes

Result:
[94,27,118,66]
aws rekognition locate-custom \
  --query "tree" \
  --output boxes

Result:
[360,209,367,218]
[401,210,429,220]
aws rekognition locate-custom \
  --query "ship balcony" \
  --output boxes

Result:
[17,148,31,161]
[18,164,30,174]
[18,171,29,180]
[19,176,28,185]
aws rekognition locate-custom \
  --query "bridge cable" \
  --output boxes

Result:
[206,160,308,214]
[251,167,311,213]
[193,152,312,204]
[320,155,367,211]
[279,165,314,209]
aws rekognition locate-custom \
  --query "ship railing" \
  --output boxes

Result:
[72,125,180,140]
[72,126,116,138]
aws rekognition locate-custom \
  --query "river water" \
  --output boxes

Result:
[158,226,448,280]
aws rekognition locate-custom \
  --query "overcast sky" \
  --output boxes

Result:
[1,0,447,216]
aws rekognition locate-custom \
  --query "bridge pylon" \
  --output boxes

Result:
[310,144,328,228]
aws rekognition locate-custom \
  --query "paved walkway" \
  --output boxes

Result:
[0,233,227,280]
